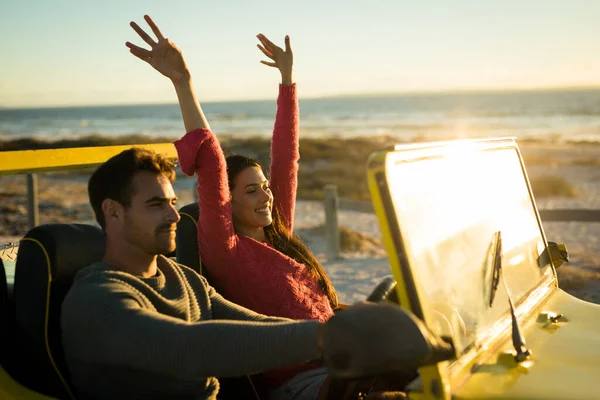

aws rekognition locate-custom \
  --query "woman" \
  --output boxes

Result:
[126,15,337,399]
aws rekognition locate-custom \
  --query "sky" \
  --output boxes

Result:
[1,0,600,108]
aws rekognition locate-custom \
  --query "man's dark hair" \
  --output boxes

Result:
[88,147,177,229]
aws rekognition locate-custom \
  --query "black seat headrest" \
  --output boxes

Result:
[176,202,201,274]
[13,223,105,399]
[16,224,106,282]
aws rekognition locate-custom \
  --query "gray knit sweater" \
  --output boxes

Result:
[61,256,321,400]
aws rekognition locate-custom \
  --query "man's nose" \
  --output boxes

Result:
[168,206,181,224]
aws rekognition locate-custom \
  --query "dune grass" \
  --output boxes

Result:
[521,153,565,166]
[529,175,578,198]
[521,153,600,167]
[220,135,392,201]
[339,226,381,252]
[1,134,593,202]
[572,158,600,167]
[301,224,381,253]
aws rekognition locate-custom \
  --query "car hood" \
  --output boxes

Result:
[453,288,600,400]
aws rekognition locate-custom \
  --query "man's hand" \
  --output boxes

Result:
[256,34,294,85]
[322,303,454,380]
[126,15,190,85]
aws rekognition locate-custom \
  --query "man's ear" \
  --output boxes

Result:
[101,199,124,226]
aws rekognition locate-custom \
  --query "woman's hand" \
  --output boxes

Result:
[256,34,294,85]
[126,15,190,85]
[126,15,208,131]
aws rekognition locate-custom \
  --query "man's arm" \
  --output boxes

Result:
[62,281,321,381]
[208,284,293,323]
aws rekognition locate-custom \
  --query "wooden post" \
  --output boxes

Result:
[324,184,340,259]
[27,173,39,230]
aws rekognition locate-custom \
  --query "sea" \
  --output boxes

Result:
[2,88,600,143]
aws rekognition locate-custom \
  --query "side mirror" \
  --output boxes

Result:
[323,304,456,380]
[538,241,569,269]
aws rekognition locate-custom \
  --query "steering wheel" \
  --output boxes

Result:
[326,276,414,399]
[366,276,397,303]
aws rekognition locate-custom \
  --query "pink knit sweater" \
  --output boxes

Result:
[173,84,334,387]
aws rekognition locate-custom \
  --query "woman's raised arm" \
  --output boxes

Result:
[126,15,210,132]
[258,34,299,231]
[127,15,238,269]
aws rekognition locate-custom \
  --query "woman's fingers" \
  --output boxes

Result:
[144,15,165,41]
[257,34,278,52]
[125,41,150,56]
[284,35,292,53]
[130,21,156,46]
[260,60,277,68]
[257,44,274,59]
[126,42,152,61]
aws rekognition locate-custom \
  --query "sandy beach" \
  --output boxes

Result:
[1,140,600,305]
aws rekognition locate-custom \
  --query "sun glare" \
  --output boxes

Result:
[385,143,546,353]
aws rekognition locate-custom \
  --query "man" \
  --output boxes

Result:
[61,148,449,400]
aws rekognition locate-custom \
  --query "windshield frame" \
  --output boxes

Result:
[368,137,558,386]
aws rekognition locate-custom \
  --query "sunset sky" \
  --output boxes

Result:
[1,0,599,108]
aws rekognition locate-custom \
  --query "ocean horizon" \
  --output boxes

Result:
[2,87,600,144]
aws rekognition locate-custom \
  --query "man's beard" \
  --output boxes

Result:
[124,221,176,255]
[154,222,177,254]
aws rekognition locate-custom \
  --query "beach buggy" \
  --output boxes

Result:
[1,136,600,399]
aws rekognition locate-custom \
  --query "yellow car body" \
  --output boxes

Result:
[366,137,600,400]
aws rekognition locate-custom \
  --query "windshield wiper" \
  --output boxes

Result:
[488,231,532,363]
[488,231,502,308]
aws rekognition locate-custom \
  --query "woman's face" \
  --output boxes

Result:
[231,166,273,233]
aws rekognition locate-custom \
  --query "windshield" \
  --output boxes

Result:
[385,143,552,355]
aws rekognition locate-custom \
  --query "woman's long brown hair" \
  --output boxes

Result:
[226,155,339,309]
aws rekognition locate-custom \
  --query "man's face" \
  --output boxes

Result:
[121,171,180,255]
